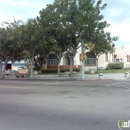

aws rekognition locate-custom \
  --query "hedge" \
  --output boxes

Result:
[108,62,124,69]
[33,66,41,71]
[41,68,80,73]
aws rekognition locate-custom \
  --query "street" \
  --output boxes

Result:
[0,79,130,130]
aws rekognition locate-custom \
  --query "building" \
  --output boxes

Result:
[45,44,114,71]
[4,45,130,72]
[114,46,130,68]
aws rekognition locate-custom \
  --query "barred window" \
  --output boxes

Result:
[85,53,96,66]
[48,54,58,66]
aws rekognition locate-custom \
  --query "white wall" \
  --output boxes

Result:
[98,54,105,68]
[59,43,115,69]
[115,46,130,68]
[115,46,125,63]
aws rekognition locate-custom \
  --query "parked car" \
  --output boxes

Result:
[15,67,30,78]
[13,66,25,72]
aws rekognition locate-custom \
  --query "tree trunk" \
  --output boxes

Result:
[34,58,38,66]
[30,57,34,79]
[57,58,61,76]
[1,61,7,78]
[27,58,30,70]
[96,58,99,74]
[69,56,73,79]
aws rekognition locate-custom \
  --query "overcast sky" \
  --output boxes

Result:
[0,0,130,47]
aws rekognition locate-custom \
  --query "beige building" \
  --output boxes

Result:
[73,46,114,70]
[5,45,130,72]
[114,46,130,68]
[6,45,129,71]
[47,44,114,70]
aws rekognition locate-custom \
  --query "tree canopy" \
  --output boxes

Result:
[0,0,118,78]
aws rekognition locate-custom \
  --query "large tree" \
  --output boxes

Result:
[16,18,45,79]
[86,31,118,73]
[50,0,112,78]
[37,3,68,75]
[0,22,24,78]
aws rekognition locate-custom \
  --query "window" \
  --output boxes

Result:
[48,54,58,66]
[116,59,119,62]
[85,52,96,66]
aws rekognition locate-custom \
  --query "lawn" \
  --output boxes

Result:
[38,68,130,75]
[85,68,130,74]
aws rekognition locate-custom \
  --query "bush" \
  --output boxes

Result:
[33,66,41,71]
[41,69,58,73]
[108,62,124,69]
[73,68,80,72]
[41,68,80,74]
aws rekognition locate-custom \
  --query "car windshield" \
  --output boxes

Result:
[19,66,26,69]
[19,66,24,69]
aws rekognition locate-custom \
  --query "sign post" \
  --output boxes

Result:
[81,53,87,79]
[81,53,87,63]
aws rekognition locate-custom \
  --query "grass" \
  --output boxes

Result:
[37,68,130,75]
[85,68,130,74]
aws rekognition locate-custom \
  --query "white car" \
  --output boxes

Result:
[13,66,25,72]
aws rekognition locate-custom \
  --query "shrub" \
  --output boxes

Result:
[41,69,57,73]
[108,62,124,69]
[41,68,80,74]
[73,68,80,72]
[33,66,41,71]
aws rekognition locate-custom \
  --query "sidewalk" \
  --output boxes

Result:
[2,73,130,81]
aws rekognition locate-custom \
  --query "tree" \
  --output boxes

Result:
[86,31,118,73]
[0,22,24,78]
[51,43,65,75]
[37,4,68,75]
[52,0,111,78]
[36,0,118,78]
[16,18,45,79]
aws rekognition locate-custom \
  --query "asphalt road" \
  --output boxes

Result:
[0,79,130,130]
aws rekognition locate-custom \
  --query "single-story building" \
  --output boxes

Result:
[44,44,115,71]
[2,45,129,72]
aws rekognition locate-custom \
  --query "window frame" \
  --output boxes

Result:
[84,52,96,66]
[48,54,58,66]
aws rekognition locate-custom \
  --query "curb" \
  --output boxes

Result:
[0,77,125,83]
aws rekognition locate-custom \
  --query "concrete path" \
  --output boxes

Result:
[2,73,130,81]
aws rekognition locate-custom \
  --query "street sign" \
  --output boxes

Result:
[81,53,87,62]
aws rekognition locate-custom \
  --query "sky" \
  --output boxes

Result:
[0,0,130,47]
